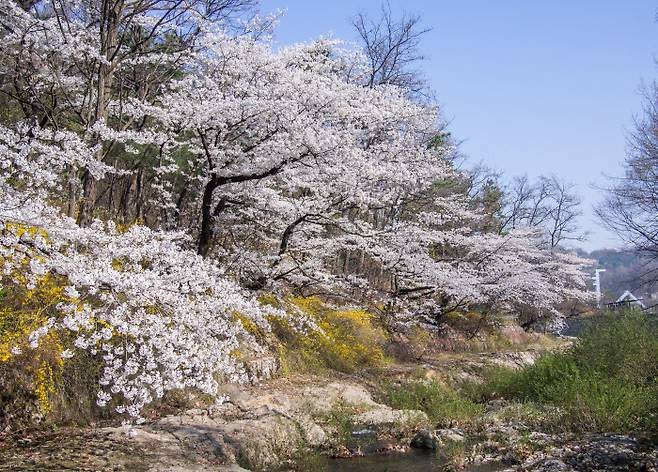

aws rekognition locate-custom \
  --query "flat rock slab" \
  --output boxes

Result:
[103,379,427,471]
[0,428,158,472]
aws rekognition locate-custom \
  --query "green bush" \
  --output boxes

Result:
[469,311,658,433]
[468,353,581,402]
[380,379,483,427]
[571,312,658,385]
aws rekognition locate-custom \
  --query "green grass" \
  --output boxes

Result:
[468,311,658,433]
[379,379,484,427]
[321,401,360,445]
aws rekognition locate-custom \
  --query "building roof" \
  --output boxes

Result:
[615,290,646,309]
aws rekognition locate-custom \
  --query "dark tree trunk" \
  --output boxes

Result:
[197,177,218,256]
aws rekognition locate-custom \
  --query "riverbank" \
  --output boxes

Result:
[2,313,657,471]
[0,350,541,471]
[3,353,656,471]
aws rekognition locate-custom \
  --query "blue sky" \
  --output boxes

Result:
[258,0,658,251]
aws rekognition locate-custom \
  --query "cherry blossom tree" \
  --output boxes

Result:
[128,34,592,330]
[0,0,264,224]
[129,35,450,272]
[0,119,292,421]
[0,1,593,421]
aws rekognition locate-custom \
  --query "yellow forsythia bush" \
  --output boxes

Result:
[0,266,70,425]
[267,296,388,374]
[0,261,109,429]
[0,223,105,428]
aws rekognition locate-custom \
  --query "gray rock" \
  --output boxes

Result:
[538,459,571,471]
[218,466,252,472]
[410,429,439,450]
[104,379,431,471]
[512,433,658,472]
[410,427,465,450]
[435,428,465,443]
[354,407,427,427]
[246,356,279,383]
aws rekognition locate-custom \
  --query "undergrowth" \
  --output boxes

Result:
[468,311,658,434]
[320,401,361,446]
[379,379,483,428]
[0,261,98,429]
[0,226,158,429]
[266,296,389,374]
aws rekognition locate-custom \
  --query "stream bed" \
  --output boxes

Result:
[324,449,503,472]
[319,424,504,472]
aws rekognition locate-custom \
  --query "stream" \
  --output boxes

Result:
[324,449,503,472]
[317,424,504,472]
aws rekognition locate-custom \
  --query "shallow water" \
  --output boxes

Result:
[324,449,502,472]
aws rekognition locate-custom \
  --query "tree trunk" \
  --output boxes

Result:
[197,177,218,256]
[77,0,123,225]
[134,168,144,221]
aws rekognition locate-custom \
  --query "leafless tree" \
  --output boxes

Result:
[498,175,585,249]
[597,82,658,269]
[352,1,430,97]
[499,175,533,231]
[543,176,585,249]
[465,163,503,199]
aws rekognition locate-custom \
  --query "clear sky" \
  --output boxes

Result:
[258,0,658,251]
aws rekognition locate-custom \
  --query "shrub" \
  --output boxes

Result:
[469,311,658,433]
[388,325,432,361]
[0,268,110,429]
[571,312,658,385]
[270,296,388,374]
[0,269,71,428]
[468,353,581,402]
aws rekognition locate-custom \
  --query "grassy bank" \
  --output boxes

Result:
[379,311,658,436]
[470,311,658,433]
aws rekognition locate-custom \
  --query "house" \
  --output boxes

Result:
[606,290,646,311]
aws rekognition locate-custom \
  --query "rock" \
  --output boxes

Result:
[529,431,552,442]
[410,429,439,450]
[377,443,409,454]
[99,379,432,471]
[223,415,304,468]
[246,356,279,383]
[435,428,465,443]
[217,383,254,404]
[488,350,540,369]
[530,459,573,471]
[331,382,378,406]
[354,408,427,427]
[410,428,465,450]
[298,382,379,414]
[218,466,252,472]
[507,433,658,472]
